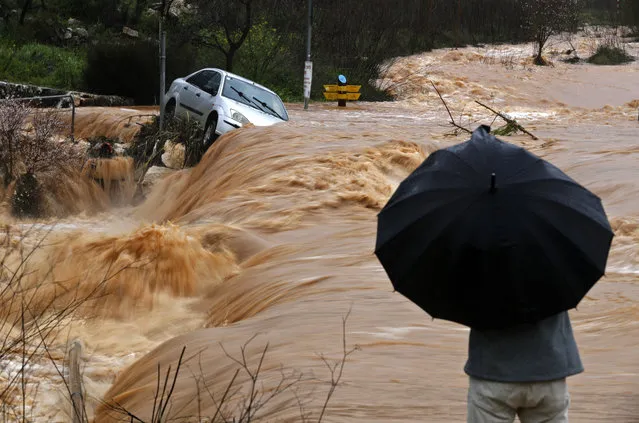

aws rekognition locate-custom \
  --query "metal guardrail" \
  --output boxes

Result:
[0,94,76,142]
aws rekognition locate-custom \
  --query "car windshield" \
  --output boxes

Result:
[222,76,288,121]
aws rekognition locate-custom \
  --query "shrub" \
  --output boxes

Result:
[127,114,204,170]
[562,56,581,64]
[0,101,86,217]
[4,11,69,45]
[11,171,42,217]
[587,44,635,65]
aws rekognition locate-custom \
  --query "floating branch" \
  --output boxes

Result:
[475,100,539,140]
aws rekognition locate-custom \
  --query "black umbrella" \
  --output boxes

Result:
[375,126,614,330]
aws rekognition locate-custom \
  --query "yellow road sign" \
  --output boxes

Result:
[323,85,361,93]
[323,92,362,101]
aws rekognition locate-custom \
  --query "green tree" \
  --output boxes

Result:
[187,0,253,72]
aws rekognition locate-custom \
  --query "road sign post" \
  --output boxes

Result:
[304,61,313,109]
[323,77,361,107]
[303,0,313,110]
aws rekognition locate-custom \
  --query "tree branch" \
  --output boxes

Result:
[430,81,472,135]
[474,100,539,140]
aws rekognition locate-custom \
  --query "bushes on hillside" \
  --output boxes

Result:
[0,39,86,89]
[84,38,197,104]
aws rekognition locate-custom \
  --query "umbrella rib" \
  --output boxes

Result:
[526,206,608,274]
[377,198,474,255]
[510,212,592,306]
[402,164,480,188]
[378,193,485,275]
[442,149,487,177]
[521,193,612,233]
[414,149,484,179]
[501,156,545,184]
[506,176,583,191]
[381,186,475,215]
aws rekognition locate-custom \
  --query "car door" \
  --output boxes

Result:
[177,71,206,118]
[193,70,222,122]
[180,70,221,124]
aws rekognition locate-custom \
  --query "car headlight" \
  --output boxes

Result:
[230,109,250,124]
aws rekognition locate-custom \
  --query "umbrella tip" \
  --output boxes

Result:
[490,173,497,193]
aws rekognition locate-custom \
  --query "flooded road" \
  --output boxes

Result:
[1,35,638,422]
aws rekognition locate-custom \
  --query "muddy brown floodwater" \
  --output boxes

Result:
[0,34,638,422]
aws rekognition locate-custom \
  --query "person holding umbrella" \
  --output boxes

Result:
[375,126,614,422]
[463,312,581,421]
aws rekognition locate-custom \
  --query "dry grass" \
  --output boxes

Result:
[99,312,358,423]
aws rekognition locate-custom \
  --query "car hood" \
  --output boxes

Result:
[225,100,286,126]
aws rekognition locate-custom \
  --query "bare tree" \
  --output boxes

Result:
[0,101,86,217]
[0,103,84,178]
[521,0,583,65]
[21,109,84,175]
[0,101,30,186]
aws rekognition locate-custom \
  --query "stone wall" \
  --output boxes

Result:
[0,81,133,107]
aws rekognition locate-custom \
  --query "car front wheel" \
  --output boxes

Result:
[164,100,176,122]
[202,115,218,149]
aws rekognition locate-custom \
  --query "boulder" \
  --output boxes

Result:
[139,166,176,196]
[113,143,127,156]
[161,140,185,170]
[74,27,89,38]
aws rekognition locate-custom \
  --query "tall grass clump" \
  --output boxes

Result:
[0,38,86,89]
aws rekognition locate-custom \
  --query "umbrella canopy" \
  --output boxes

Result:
[375,126,614,330]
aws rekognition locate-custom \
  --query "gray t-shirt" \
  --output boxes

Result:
[464,311,584,382]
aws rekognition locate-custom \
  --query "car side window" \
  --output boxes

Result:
[186,71,206,89]
[201,71,221,96]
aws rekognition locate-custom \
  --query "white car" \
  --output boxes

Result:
[163,68,289,146]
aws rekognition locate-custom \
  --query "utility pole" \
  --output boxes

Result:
[616,0,621,26]
[457,0,462,48]
[303,0,313,110]
[155,1,169,131]
[159,17,166,131]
